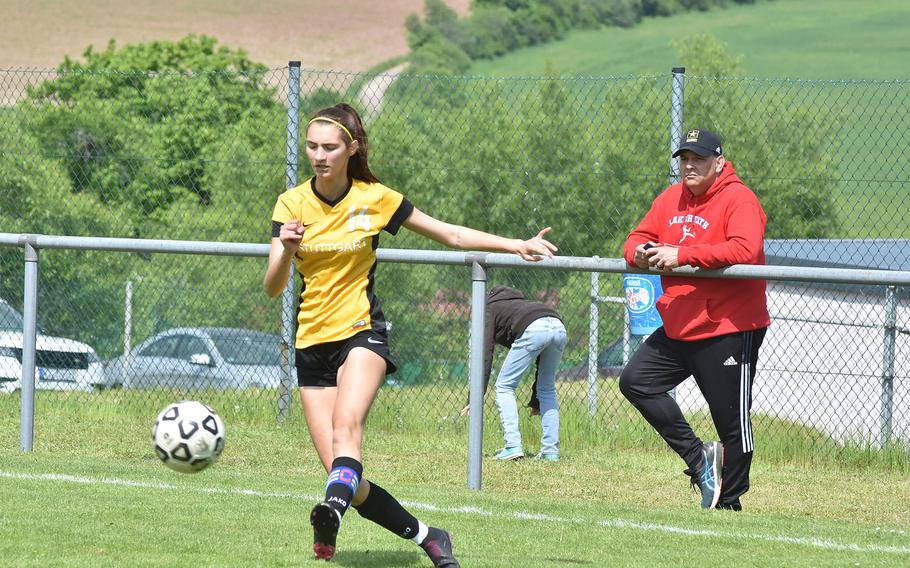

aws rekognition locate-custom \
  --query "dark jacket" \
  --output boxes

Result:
[482,285,562,394]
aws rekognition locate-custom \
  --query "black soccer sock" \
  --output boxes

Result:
[323,457,362,520]
[353,481,421,540]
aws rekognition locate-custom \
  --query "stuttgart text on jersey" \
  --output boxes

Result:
[298,239,367,254]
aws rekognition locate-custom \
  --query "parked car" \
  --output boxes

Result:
[557,334,647,381]
[0,298,104,393]
[102,327,291,390]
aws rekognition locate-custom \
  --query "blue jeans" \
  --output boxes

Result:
[495,317,567,455]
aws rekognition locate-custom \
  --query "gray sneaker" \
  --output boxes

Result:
[689,441,723,509]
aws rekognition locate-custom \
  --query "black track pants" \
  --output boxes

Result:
[619,326,766,506]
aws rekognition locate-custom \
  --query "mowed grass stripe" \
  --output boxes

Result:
[3,469,908,557]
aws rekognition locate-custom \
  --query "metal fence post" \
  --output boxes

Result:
[467,257,488,490]
[19,236,39,452]
[665,67,685,403]
[588,275,629,419]
[880,286,897,446]
[286,61,301,191]
[123,278,135,388]
[670,67,685,185]
[278,61,301,421]
[124,279,133,358]
[588,270,599,418]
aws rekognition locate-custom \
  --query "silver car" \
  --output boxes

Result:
[103,327,292,390]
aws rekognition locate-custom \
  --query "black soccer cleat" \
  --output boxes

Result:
[310,501,340,560]
[419,527,460,568]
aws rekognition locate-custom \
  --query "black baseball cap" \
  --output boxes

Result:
[672,129,723,158]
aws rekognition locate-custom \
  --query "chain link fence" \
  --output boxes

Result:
[1,66,908,462]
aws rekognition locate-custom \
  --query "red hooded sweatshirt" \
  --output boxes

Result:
[623,161,771,341]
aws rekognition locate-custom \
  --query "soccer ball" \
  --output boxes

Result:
[152,400,225,473]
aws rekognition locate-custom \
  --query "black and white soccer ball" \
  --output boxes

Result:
[152,400,225,473]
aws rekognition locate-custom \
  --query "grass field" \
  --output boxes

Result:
[467,0,910,79]
[2,389,909,567]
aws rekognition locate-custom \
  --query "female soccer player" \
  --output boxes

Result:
[263,103,556,565]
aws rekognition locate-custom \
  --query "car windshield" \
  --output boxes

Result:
[0,302,24,331]
[209,330,283,366]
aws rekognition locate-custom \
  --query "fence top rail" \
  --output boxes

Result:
[1,233,266,257]
[2,233,909,287]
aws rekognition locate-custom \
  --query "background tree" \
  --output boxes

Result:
[4,36,288,357]
[671,34,840,238]
[0,117,131,356]
[23,35,283,236]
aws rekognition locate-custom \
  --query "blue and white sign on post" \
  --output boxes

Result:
[623,274,664,335]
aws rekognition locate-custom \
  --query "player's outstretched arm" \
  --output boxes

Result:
[402,207,557,262]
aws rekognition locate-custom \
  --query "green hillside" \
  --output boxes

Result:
[468,0,910,79]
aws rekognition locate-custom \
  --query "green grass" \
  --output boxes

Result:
[467,0,910,79]
[2,387,910,566]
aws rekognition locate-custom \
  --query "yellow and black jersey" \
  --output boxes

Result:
[271,177,414,349]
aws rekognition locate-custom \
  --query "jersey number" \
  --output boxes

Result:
[348,206,371,232]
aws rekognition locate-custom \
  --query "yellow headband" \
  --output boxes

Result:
[307,117,354,141]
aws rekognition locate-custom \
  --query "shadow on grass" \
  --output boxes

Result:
[536,558,597,565]
[333,549,598,566]
[332,549,425,567]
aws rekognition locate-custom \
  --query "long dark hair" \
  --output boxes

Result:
[309,103,380,184]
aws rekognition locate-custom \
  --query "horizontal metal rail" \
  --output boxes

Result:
[4,233,910,286]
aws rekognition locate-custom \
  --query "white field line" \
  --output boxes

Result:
[2,470,908,556]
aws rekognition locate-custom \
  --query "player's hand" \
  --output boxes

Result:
[516,227,558,262]
[459,404,470,417]
[279,220,306,254]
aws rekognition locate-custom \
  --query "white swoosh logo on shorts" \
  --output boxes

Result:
[367,337,383,344]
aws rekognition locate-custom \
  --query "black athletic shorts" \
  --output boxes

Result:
[294,329,398,387]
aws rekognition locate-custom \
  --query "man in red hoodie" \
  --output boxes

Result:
[620,129,770,511]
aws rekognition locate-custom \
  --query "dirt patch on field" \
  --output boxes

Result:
[0,0,469,70]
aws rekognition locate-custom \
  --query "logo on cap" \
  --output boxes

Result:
[685,129,700,143]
